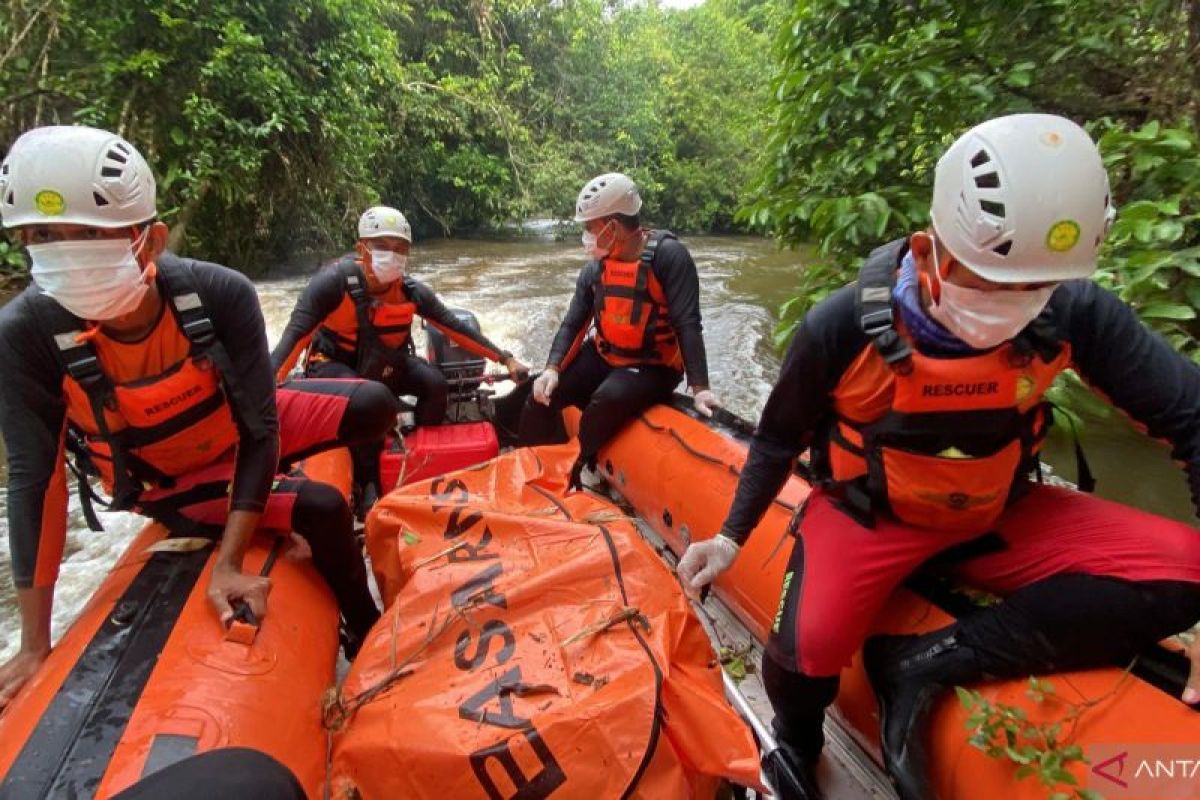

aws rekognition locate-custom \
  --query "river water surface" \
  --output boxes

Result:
[0,235,1193,659]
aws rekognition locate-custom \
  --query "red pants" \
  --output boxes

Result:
[769,484,1200,676]
[132,378,396,635]
[136,379,370,527]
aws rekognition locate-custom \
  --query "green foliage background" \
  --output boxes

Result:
[0,0,782,273]
[2,0,1199,363]
[745,0,1200,361]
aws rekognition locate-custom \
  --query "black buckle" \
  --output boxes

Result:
[64,351,106,385]
[860,308,894,336]
[182,316,216,343]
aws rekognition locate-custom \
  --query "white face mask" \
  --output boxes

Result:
[927,241,1056,349]
[28,235,151,321]
[582,221,614,259]
[369,248,406,283]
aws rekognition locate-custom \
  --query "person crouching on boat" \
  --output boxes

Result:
[0,126,394,707]
[678,114,1200,800]
[519,172,719,489]
[271,206,527,514]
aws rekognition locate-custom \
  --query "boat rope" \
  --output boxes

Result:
[321,597,482,733]
[637,416,739,476]
[634,415,798,513]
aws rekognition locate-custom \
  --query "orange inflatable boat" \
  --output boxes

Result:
[0,449,351,799]
[585,398,1200,799]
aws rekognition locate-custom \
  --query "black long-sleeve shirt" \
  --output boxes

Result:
[721,279,1200,542]
[0,255,279,589]
[545,234,710,389]
[270,266,510,375]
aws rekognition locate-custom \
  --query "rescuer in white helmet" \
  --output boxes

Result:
[677,114,1200,799]
[520,172,719,490]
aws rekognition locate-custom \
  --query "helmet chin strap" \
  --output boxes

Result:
[911,231,943,307]
[610,225,646,260]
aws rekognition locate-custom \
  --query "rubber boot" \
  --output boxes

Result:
[863,627,980,800]
[339,623,365,662]
[569,455,603,492]
[339,602,382,662]
[354,480,380,523]
[762,656,834,800]
[763,735,823,800]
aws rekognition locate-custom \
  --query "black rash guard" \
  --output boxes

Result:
[545,234,710,389]
[0,254,279,589]
[720,278,1200,543]
[270,265,510,374]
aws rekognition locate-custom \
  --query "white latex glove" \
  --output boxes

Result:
[677,534,740,599]
[1161,633,1200,704]
[692,388,719,418]
[533,368,559,406]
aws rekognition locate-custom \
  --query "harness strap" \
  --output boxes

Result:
[856,238,912,373]
[161,260,268,440]
[339,260,415,371]
[594,230,677,359]
[39,259,257,521]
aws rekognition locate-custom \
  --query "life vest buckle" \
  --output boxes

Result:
[182,317,216,344]
[63,351,104,384]
[860,308,895,336]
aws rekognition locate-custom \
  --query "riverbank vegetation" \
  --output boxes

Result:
[2,0,1198,359]
[748,0,1200,360]
[0,0,780,274]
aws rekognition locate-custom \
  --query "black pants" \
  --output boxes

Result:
[285,477,380,637]
[518,341,681,461]
[308,355,447,490]
[308,354,447,425]
[112,747,306,799]
[763,573,1200,759]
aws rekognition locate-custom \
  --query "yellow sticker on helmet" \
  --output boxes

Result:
[1046,220,1080,252]
[34,190,64,217]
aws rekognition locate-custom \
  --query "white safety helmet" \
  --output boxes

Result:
[358,206,412,242]
[930,113,1115,283]
[0,126,156,229]
[574,172,642,223]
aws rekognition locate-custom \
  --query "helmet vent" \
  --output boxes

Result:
[974,172,1000,189]
[979,200,1006,218]
[970,150,991,168]
[100,165,122,178]
[93,192,109,207]
[992,240,1013,256]
[4,190,13,206]
[106,148,128,164]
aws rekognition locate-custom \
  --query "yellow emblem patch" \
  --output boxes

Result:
[1015,374,1036,404]
[34,190,65,217]
[1046,220,1080,252]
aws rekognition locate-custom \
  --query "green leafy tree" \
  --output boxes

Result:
[748,0,1200,359]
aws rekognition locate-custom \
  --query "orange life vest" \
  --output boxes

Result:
[43,260,264,516]
[821,240,1071,533]
[592,231,684,371]
[312,261,417,379]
